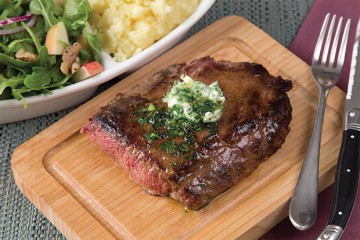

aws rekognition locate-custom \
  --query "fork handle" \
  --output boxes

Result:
[289,88,329,230]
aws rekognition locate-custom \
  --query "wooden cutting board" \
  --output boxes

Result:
[12,16,346,240]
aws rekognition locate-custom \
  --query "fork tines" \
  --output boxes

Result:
[313,13,351,69]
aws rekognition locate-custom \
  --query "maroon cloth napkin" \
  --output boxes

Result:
[289,0,360,92]
[261,0,360,239]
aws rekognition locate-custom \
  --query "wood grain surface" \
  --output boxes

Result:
[11,16,345,240]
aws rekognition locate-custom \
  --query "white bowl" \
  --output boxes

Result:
[0,0,215,124]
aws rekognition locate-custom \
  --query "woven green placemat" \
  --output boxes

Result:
[0,0,314,239]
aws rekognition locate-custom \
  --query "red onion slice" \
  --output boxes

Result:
[0,15,37,36]
[0,12,32,27]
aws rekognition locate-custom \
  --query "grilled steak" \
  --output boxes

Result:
[81,56,293,210]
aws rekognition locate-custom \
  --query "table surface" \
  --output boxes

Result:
[0,0,316,239]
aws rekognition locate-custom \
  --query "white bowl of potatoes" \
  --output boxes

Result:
[0,0,215,124]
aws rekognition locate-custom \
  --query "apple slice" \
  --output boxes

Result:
[73,61,104,82]
[45,21,69,55]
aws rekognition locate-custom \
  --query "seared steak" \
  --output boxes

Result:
[81,56,293,210]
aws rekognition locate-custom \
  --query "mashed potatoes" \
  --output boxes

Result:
[88,0,200,61]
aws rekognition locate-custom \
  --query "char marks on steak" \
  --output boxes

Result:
[81,56,293,210]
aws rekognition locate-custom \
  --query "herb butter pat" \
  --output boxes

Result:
[163,75,225,123]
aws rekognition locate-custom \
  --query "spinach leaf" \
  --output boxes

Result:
[63,0,91,37]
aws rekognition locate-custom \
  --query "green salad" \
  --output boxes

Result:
[0,0,102,108]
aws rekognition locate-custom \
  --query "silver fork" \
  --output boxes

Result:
[289,13,351,230]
